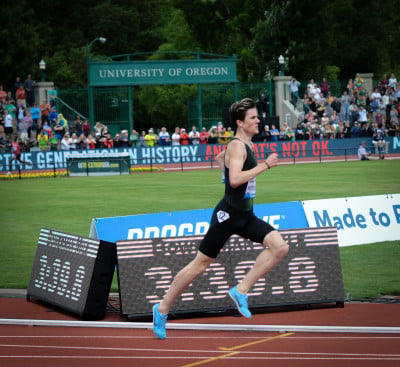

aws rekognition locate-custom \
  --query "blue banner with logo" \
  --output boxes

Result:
[1,137,398,172]
[89,201,308,243]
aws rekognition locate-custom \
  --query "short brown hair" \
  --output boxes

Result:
[229,98,256,131]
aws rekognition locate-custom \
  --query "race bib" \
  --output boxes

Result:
[244,178,256,199]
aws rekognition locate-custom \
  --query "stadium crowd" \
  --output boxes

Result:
[0,73,399,154]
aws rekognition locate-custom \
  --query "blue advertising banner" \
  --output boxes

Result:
[89,201,308,243]
[2,137,398,172]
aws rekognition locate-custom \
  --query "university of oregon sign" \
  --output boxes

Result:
[88,58,238,87]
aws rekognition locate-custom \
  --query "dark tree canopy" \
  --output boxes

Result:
[1,0,399,129]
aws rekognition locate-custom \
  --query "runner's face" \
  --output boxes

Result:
[242,108,259,135]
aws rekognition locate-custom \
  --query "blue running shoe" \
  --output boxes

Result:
[153,303,168,339]
[229,286,252,319]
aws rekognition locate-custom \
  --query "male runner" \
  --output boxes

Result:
[153,98,289,339]
[8,136,32,173]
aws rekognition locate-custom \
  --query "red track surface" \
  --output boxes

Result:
[1,296,399,367]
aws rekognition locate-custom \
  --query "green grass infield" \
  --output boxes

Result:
[0,160,399,300]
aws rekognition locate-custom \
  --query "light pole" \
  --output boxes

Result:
[278,55,285,76]
[39,59,46,82]
[87,37,107,125]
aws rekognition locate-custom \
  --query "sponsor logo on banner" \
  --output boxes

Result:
[302,194,400,246]
[90,201,308,243]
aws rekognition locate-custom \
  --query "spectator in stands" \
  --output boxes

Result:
[58,114,68,134]
[387,119,400,137]
[307,79,317,95]
[5,91,15,104]
[30,103,40,139]
[158,126,170,146]
[371,87,382,103]
[337,121,345,138]
[321,112,329,127]
[302,92,312,114]
[101,125,110,141]
[37,130,49,150]
[40,99,50,125]
[17,103,25,126]
[171,127,181,146]
[95,132,103,148]
[330,96,341,115]
[394,82,400,102]
[358,141,380,160]
[3,110,13,140]
[261,124,271,141]
[361,121,374,137]
[4,100,17,127]
[354,73,364,97]
[68,132,79,149]
[349,102,359,125]
[388,73,397,91]
[42,120,52,137]
[18,114,29,145]
[370,95,381,123]
[179,128,190,145]
[207,126,218,144]
[346,78,353,97]
[357,105,368,125]
[13,77,22,98]
[129,129,139,147]
[49,132,59,151]
[48,86,58,107]
[374,109,386,128]
[389,105,399,125]
[0,86,6,104]
[113,132,121,147]
[24,74,35,107]
[343,121,352,138]
[218,127,230,144]
[295,123,305,140]
[340,90,351,121]
[319,77,331,98]
[53,118,65,141]
[270,124,280,141]
[199,127,209,144]
[279,122,289,140]
[60,133,70,150]
[144,128,157,147]
[119,130,129,147]
[21,111,32,145]
[351,122,362,137]
[86,134,96,149]
[288,78,301,107]
[378,74,389,94]
[285,126,295,141]
[82,119,91,137]
[77,133,87,150]
[189,126,200,145]
[139,131,146,147]
[304,124,313,140]
[16,85,26,107]
[70,115,82,136]
[94,122,105,136]
[49,106,58,127]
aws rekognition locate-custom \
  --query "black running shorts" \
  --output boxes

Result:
[199,199,275,258]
